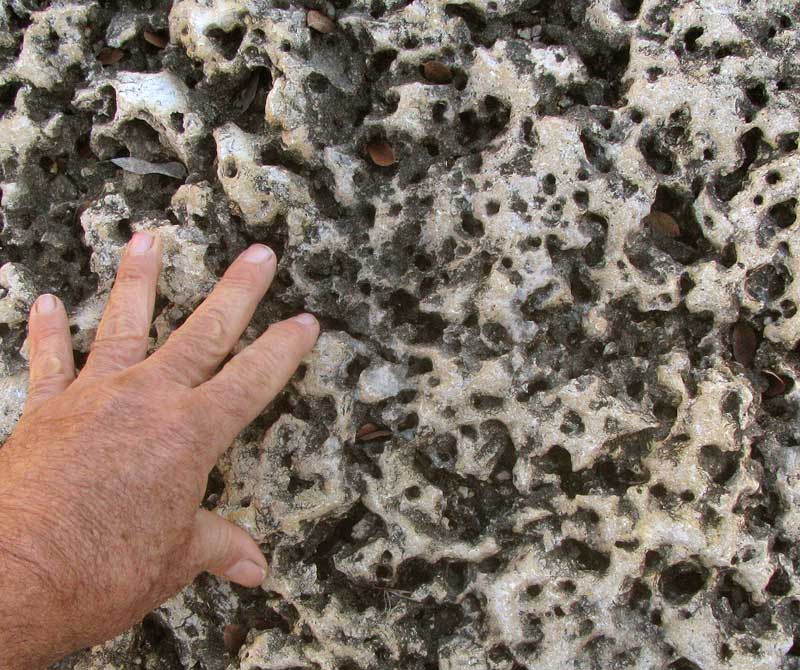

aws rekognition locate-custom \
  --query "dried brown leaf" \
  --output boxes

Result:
[74,201,90,224]
[644,211,680,238]
[422,60,453,84]
[307,9,335,34]
[732,321,758,367]
[237,69,262,114]
[360,429,394,442]
[356,423,393,442]
[356,423,379,439]
[367,140,396,167]
[97,47,124,65]
[143,30,168,48]
[762,370,788,398]
[223,624,248,655]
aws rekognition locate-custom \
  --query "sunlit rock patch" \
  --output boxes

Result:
[2,0,799,668]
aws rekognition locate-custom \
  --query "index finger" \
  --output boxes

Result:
[193,313,319,456]
[80,231,162,382]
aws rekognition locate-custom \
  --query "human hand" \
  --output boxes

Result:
[0,231,319,669]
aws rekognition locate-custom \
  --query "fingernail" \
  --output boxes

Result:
[224,559,267,585]
[35,294,57,314]
[293,313,317,326]
[129,231,154,254]
[241,244,274,264]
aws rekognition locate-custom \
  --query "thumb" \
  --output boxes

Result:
[191,509,268,587]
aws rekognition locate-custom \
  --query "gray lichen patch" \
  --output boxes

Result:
[3,0,800,669]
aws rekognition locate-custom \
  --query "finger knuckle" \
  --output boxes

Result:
[114,263,150,286]
[250,346,283,379]
[32,322,67,345]
[27,375,62,400]
[189,306,232,359]
[129,362,167,387]
[32,352,67,379]
[223,264,264,291]
[89,333,146,364]
[269,320,307,346]
[99,310,147,341]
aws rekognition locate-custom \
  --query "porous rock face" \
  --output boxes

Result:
[1,0,800,668]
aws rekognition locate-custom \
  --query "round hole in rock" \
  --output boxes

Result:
[646,66,664,82]
[169,112,184,132]
[558,579,576,593]
[404,485,421,500]
[659,561,707,604]
[573,190,589,207]
[206,25,245,60]
[684,26,704,52]
[222,159,237,178]
[650,483,668,499]
[526,583,543,598]
[422,138,439,156]
[306,72,329,93]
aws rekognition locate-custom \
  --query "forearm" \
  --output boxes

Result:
[0,450,89,670]
[0,502,64,669]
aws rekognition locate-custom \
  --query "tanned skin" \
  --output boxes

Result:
[0,231,319,669]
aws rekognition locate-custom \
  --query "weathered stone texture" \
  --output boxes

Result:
[1,0,800,668]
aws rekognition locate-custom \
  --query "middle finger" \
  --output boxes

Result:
[147,244,276,386]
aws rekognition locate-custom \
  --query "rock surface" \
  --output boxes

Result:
[1,0,800,668]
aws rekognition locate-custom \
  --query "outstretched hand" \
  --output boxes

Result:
[0,231,319,669]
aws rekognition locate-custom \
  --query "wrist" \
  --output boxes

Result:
[0,454,78,669]
[0,512,54,669]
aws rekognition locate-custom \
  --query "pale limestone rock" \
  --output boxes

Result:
[2,0,800,668]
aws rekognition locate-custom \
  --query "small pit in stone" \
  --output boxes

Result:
[660,561,708,604]
[206,25,245,60]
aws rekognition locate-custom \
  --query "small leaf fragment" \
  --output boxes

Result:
[143,30,168,48]
[367,140,396,167]
[762,370,788,398]
[422,60,453,84]
[223,624,248,655]
[356,423,393,442]
[732,321,758,367]
[307,9,335,34]
[361,429,394,442]
[356,423,379,439]
[74,200,90,224]
[644,211,680,238]
[237,69,262,114]
[110,157,187,179]
[97,47,124,65]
